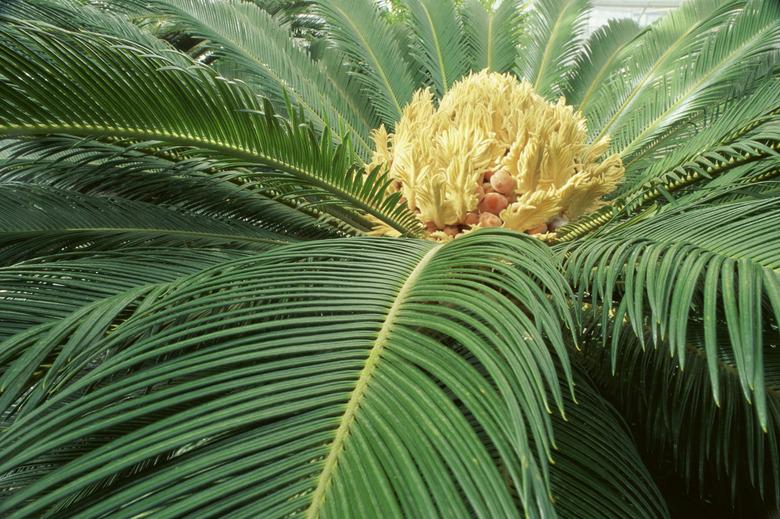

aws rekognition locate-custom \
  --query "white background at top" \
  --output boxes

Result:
[588,0,684,34]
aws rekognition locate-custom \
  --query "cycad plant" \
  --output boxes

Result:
[0,0,778,517]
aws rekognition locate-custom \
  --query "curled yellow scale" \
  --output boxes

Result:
[367,70,625,240]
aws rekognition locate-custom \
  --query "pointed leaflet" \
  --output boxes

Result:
[313,0,418,127]
[461,0,525,74]
[515,0,591,99]
[398,0,468,97]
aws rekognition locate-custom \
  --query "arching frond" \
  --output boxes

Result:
[621,80,780,190]
[564,18,643,108]
[620,120,780,210]
[610,0,780,158]
[554,92,780,243]
[1,0,165,44]
[515,0,591,99]
[0,231,576,517]
[582,320,780,509]
[460,0,524,74]
[563,197,780,430]
[313,0,418,126]
[0,247,254,340]
[119,0,379,159]
[397,0,468,97]
[0,18,420,236]
[583,0,743,145]
[549,363,670,519]
[0,183,289,265]
[242,0,322,45]
[0,136,347,239]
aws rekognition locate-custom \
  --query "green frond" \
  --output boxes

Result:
[621,79,780,190]
[0,247,254,340]
[562,197,780,429]
[550,364,670,519]
[0,231,576,517]
[1,0,167,44]
[583,0,744,145]
[0,136,349,239]
[0,182,289,265]
[119,0,379,159]
[621,120,780,209]
[564,18,643,108]
[242,0,322,44]
[0,18,420,236]
[397,0,469,97]
[610,0,780,158]
[460,0,524,74]
[515,0,591,99]
[554,91,780,243]
[582,321,780,508]
[312,0,418,126]
[315,50,383,148]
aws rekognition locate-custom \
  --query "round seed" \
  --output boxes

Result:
[464,212,480,225]
[479,213,502,227]
[490,171,516,195]
[479,192,509,214]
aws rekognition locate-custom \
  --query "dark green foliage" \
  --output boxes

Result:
[0,0,778,516]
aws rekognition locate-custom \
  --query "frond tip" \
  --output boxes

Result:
[367,70,624,239]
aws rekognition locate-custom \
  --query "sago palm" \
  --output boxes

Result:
[0,0,778,517]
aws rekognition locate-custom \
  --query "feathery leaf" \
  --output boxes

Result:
[515,0,591,99]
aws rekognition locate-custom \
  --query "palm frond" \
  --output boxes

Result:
[120,0,379,159]
[583,0,744,146]
[0,183,288,264]
[515,0,591,99]
[312,0,418,126]
[610,0,780,158]
[460,0,524,74]
[621,80,780,190]
[0,136,348,239]
[550,363,670,519]
[243,0,322,44]
[621,120,780,210]
[564,18,643,108]
[0,231,575,517]
[554,89,780,243]
[1,0,166,44]
[562,197,780,429]
[582,319,780,508]
[0,247,254,340]
[397,0,468,97]
[0,18,420,236]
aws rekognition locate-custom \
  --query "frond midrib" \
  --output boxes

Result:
[153,5,374,155]
[304,244,441,518]
[486,9,494,70]
[329,4,404,118]
[576,36,636,111]
[590,12,718,144]
[3,227,288,245]
[619,23,778,157]
[532,6,568,93]
[0,123,412,235]
[420,3,449,92]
